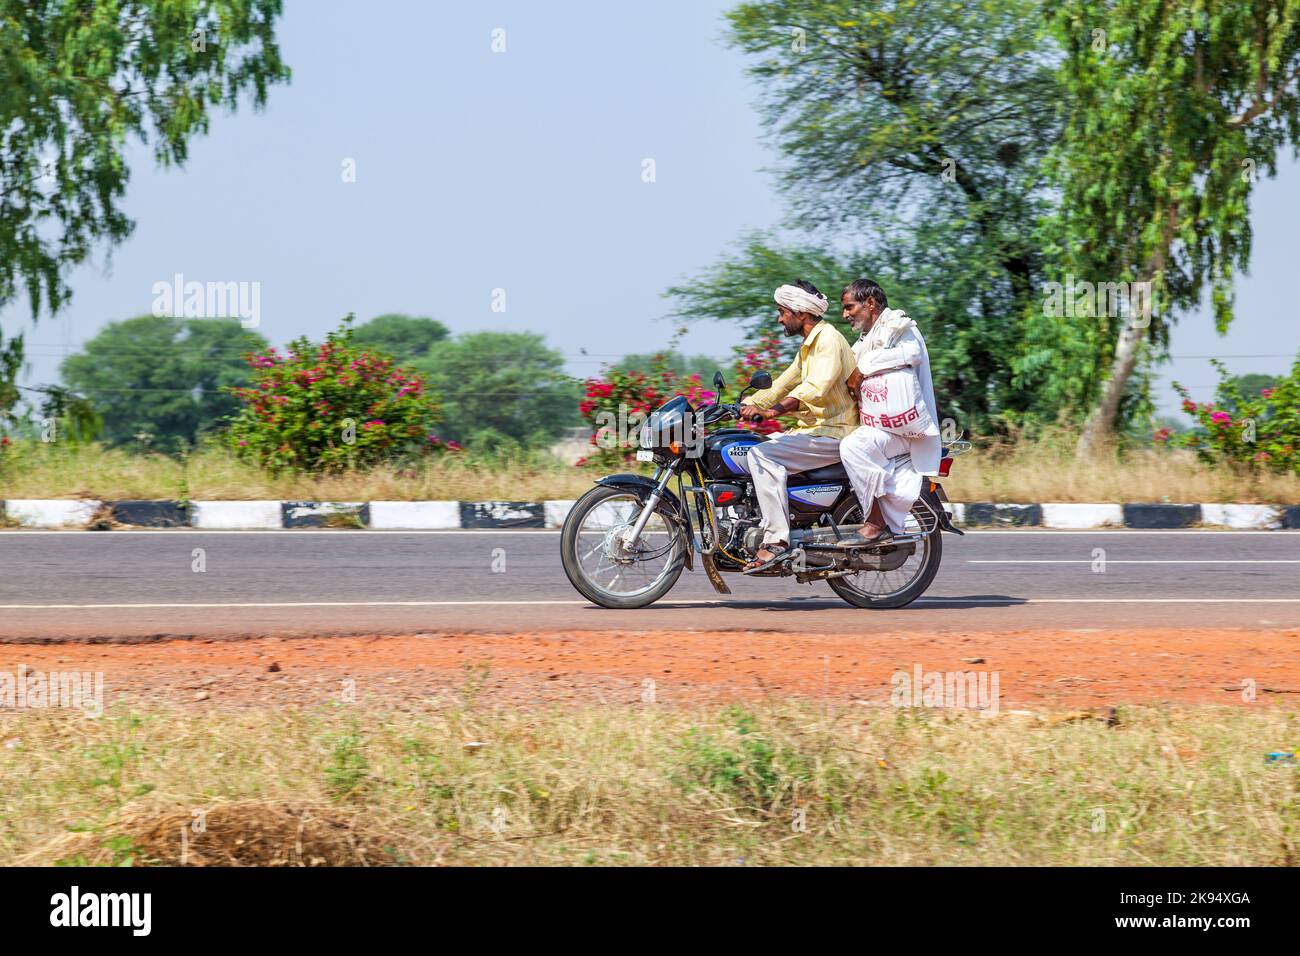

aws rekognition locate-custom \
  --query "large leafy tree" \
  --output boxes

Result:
[0,0,289,420]
[61,314,267,451]
[351,313,450,364]
[1049,0,1300,452]
[671,0,1062,433]
[414,332,581,449]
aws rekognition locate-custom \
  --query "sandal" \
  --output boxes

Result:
[743,543,791,575]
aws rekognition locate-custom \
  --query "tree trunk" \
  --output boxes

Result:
[1076,312,1145,456]
[1075,206,1178,456]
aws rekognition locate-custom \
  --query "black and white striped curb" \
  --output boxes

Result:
[2,499,1299,530]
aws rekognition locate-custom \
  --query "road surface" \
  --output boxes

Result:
[1,529,1297,641]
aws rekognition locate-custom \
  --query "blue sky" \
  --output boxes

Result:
[3,0,1295,420]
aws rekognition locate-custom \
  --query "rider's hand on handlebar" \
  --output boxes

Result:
[738,403,772,422]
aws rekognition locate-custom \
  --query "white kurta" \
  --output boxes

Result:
[842,312,941,533]
[851,317,941,476]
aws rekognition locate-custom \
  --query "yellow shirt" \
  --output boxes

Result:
[747,320,859,438]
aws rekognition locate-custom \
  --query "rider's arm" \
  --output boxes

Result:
[857,327,924,376]
[745,358,799,409]
[846,368,864,406]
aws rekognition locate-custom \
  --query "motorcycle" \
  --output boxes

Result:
[561,369,968,609]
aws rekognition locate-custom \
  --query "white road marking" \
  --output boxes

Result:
[0,529,561,536]
[0,529,1295,536]
[969,559,1300,564]
[3,598,1300,610]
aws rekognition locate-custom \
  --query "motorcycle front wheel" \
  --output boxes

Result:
[560,484,687,609]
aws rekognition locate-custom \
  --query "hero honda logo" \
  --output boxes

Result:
[721,441,757,473]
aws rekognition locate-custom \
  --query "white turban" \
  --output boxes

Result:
[774,284,829,317]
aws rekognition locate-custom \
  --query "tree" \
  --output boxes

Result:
[0,0,289,394]
[670,0,1063,434]
[614,350,724,383]
[1227,372,1280,405]
[414,332,581,449]
[1052,0,1300,453]
[352,314,450,364]
[0,328,20,428]
[61,315,267,451]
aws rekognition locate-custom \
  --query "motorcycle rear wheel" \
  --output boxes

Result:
[826,498,943,609]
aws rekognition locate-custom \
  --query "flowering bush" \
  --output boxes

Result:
[576,333,792,469]
[1171,358,1299,474]
[226,320,457,474]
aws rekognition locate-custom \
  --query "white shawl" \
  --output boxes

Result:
[852,308,942,476]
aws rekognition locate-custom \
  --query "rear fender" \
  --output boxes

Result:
[922,481,964,536]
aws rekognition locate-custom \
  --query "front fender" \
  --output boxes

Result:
[595,474,684,517]
[594,474,692,570]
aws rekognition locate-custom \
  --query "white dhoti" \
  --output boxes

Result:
[747,433,844,546]
[839,425,924,534]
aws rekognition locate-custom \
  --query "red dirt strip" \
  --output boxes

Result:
[1,627,1297,710]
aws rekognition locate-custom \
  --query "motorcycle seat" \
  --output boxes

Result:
[793,461,850,483]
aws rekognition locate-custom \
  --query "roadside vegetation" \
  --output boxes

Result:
[4,700,1299,866]
[3,431,1299,505]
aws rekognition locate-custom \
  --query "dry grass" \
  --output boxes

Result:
[946,443,1300,504]
[3,700,1300,866]
[0,443,602,503]
[1,437,1297,503]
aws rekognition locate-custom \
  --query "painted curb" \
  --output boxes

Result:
[1041,503,1124,529]
[963,503,1043,527]
[281,501,369,529]
[1200,503,1283,530]
[190,500,282,530]
[3,499,1298,530]
[109,500,189,528]
[460,501,545,529]
[544,500,576,529]
[1121,503,1201,529]
[5,499,101,528]
[369,501,461,530]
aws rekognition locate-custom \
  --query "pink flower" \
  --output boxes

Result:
[1210,411,1231,425]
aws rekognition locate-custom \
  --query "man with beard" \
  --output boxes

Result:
[836,278,941,545]
[738,280,858,573]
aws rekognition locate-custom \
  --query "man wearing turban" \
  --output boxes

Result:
[738,279,859,573]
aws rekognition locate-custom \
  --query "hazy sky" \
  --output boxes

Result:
[3,0,1295,420]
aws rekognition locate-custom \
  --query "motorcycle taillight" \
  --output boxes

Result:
[938,456,953,477]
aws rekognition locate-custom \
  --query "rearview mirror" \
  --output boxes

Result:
[749,371,773,391]
[713,371,725,393]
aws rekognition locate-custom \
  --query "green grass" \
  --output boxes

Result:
[4,701,1300,866]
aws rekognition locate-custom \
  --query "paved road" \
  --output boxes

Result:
[0,529,1298,640]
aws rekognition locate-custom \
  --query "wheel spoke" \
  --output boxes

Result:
[570,492,680,600]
